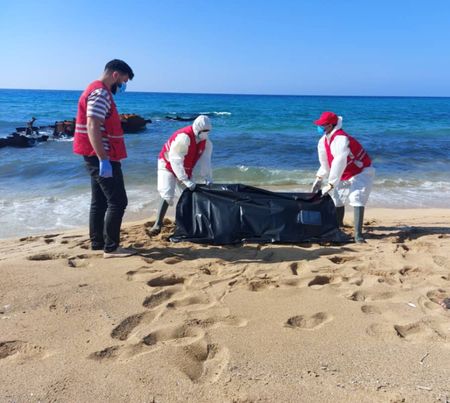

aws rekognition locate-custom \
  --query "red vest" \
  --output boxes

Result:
[159,126,206,179]
[73,80,126,161]
[325,129,371,180]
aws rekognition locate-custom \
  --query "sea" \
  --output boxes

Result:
[0,89,449,239]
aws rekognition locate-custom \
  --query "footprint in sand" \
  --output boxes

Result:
[173,341,230,384]
[280,278,302,287]
[68,238,91,250]
[0,340,45,360]
[361,305,382,314]
[126,267,161,281]
[307,275,343,290]
[285,312,333,330]
[417,296,441,311]
[247,278,279,292]
[142,324,205,348]
[27,253,68,261]
[142,289,176,309]
[163,256,183,265]
[67,254,92,268]
[328,256,356,265]
[166,294,211,310]
[183,315,248,329]
[432,255,448,267]
[308,275,331,288]
[19,235,41,242]
[111,311,156,341]
[88,345,121,361]
[347,290,368,302]
[394,319,448,342]
[289,262,299,276]
[426,288,450,307]
[347,290,395,302]
[394,244,410,255]
[399,266,418,276]
[147,275,186,287]
[366,323,399,342]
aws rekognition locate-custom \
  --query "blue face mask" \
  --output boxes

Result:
[117,82,127,93]
[317,126,325,135]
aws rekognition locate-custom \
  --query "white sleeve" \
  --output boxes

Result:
[168,133,190,183]
[316,136,330,178]
[197,139,213,182]
[328,136,350,187]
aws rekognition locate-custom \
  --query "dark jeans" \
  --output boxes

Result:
[84,156,128,252]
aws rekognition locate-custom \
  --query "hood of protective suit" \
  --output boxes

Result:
[327,116,343,138]
[192,115,212,136]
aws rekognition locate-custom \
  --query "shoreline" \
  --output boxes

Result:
[2,207,449,242]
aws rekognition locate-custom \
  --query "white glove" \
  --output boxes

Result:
[183,180,196,191]
[321,183,334,197]
[311,177,322,193]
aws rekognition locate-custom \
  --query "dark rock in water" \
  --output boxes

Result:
[0,133,37,148]
[53,119,75,138]
[36,135,49,142]
[120,114,151,133]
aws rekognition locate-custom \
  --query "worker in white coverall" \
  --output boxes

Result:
[311,111,375,243]
[149,115,213,235]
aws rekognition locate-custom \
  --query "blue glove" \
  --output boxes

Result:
[99,159,113,178]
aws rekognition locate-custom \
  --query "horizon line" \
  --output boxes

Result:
[0,87,449,99]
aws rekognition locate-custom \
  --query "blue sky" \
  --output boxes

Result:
[1,0,449,96]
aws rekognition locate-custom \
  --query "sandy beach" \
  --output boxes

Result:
[1,208,449,402]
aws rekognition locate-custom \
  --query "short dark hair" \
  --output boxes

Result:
[104,59,134,80]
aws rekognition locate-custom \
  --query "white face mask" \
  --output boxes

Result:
[197,130,210,141]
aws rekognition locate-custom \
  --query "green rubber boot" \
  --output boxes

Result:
[336,206,345,228]
[354,206,366,243]
[148,199,169,236]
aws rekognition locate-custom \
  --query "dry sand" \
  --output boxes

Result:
[0,208,449,402]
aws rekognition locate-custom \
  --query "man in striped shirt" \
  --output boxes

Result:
[74,59,135,258]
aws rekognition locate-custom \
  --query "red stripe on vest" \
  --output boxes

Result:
[324,129,371,180]
[73,80,126,161]
[158,125,206,179]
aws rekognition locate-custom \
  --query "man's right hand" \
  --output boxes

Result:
[99,159,113,178]
[311,177,322,193]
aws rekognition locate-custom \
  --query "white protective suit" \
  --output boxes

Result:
[157,115,213,205]
[316,116,375,207]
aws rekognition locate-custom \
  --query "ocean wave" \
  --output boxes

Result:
[200,111,232,116]
[0,186,162,239]
[1,177,449,240]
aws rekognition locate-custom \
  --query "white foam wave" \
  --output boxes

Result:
[200,111,232,116]
[0,186,164,240]
[1,177,449,240]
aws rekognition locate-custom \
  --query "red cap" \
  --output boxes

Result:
[314,111,338,126]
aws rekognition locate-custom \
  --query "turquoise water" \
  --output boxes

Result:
[1,89,449,238]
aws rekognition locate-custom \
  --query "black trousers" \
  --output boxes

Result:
[84,156,128,252]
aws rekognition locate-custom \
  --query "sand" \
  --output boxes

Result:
[0,208,449,402]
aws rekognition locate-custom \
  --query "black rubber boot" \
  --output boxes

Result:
[336,206,345,228]
[148,199,169,236]
[354,206,366,243]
